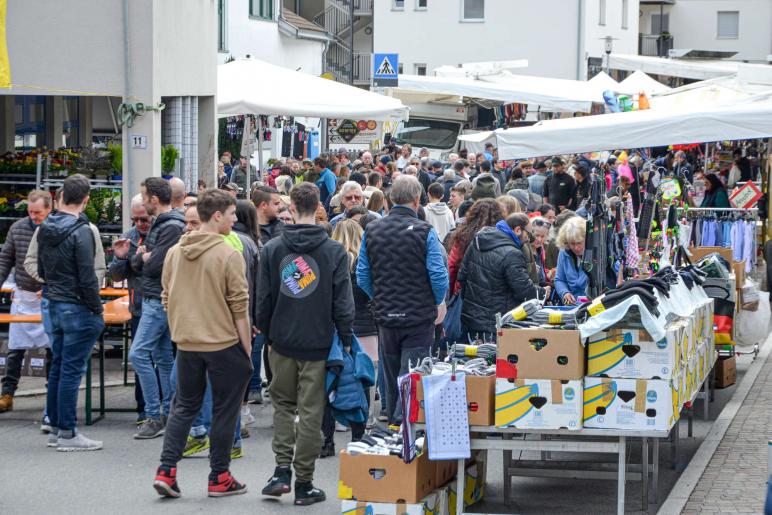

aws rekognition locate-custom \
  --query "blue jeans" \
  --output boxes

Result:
[169,358,241,447]
[129,299,174,419]
[249,333,265,392]
[46,301,104,433]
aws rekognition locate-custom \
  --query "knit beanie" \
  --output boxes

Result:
[471,175,497,201]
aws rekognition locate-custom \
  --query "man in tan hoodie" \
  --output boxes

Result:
[152,189,253,499]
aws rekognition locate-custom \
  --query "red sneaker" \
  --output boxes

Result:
[153,465,181,498]
[208,471,247,497]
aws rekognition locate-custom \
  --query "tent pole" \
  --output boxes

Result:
[257,115,264,183]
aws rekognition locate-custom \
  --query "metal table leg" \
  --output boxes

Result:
[687,406,693,437]
[99,337,105,416]
[503,433,512,502]
[122,323,129,386]
[456,457,465,515]
[671,421,680,469]
[617,436,626,515]
[703,376,710,419]
[85,354,92,425]
[652,437,659,504]
[642,437,649,511]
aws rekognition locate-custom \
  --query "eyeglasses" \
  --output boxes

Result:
[532,219,552,228]
[343,195,362,201]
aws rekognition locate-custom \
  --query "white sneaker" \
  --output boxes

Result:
[335,422,350,433]
[241,406,255,427]
[57,433,103,452]
[46,432,59,447]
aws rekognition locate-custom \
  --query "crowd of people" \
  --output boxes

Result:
[0,139,756,505]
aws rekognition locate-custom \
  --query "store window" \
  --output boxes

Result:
[250,0,273,20]
[717,11,739,39]
[416,0,427,9]
[14,96,45,149]
[621,0,628,29]
[598,0,606,26]
[415,64,427,76]
[651,13,669,34]
[461,0,484,21]
[218,0,227,51]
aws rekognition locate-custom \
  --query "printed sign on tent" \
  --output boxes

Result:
[373,53,399,87]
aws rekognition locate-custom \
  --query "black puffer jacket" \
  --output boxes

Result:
[133,209,186,300]
[458,227,541,333]
[0,217,42,292]
[351,257,377,337]
[37,212,102,314]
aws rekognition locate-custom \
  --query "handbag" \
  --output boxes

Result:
[442,293,463,344]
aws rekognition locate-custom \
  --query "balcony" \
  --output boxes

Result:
[324,41,371,85]
[639,33,673,57]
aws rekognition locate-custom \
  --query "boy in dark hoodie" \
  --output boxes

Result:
[37,174,104,451]
[257,182,354,506]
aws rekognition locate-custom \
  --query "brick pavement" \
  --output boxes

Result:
[681,350,772,515]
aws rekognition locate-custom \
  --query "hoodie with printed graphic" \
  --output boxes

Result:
[257,224,354,361]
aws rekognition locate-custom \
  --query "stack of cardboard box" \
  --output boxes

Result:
[494,328,585,430]
[338,447,484,514]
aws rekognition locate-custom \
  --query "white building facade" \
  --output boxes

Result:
[639,0,772,62]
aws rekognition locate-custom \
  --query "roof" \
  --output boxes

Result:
[279,8,328,34]
[609,54,772,81]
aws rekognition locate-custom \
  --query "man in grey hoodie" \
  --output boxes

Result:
[424,183,455,241]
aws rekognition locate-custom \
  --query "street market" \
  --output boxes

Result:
[1,2,772,515]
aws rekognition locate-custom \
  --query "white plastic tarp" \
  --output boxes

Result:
[650,73,772,111]
[217,58,408,121]
[392,73,595,113]
[491,99,772,159]
[587,71,621,96]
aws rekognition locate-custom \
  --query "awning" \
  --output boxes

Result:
[586,71,621,96]
[217,58,408,120]
[488,99,772,160]
[608,54,772,81]
[390,72,597,113]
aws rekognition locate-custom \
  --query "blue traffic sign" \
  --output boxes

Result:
[373,53,398,87]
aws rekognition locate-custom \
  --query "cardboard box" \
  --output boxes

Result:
[0,340,47,378]
[583,377,679,431]
[715,356,736,389]
[495,378,582,430]
[339,451,436,504]
[586,325,682,380]
[496,328,584,380]
[414,374,495,426]
[434,459,458,490]
[445,462,485,515]
[689,246,732,263]
[341,488,446,515]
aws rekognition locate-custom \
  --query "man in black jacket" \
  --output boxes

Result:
[110,193,153,425]
[258,182,353,506]
[38,174,105,451]
[0,190,52,415]
[129,177,187,439]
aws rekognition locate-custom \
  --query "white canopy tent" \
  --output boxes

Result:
[618,70,672,96]
[390,72,598,113]
[608,54,772,81]
[586,71,621,97]
[461,99,772,160]
[217,58,409,120]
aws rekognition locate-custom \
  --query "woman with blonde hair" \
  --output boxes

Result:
[496,195,522,217]
[321,219,377,456]
[554,215,588,305]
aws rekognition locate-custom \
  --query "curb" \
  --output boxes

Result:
[657,334,772,514]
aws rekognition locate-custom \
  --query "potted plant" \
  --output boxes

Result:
[108,143,122,181]
[161,144,179,179]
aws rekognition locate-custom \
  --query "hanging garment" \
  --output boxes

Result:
[721,221,732,248]
[700,220,717,247]
[624,197,640,271]
[744,220,755,273]
[731,220,744,262]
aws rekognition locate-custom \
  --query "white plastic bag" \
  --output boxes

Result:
[735,291,770,346]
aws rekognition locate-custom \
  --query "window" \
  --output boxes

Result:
[461,0,484,21]
[394,118,461,150]
[218,0,227,51]
[414,64,427,76]
[621,0,628,29]
[717,11,739,39]
[598,0,606,26]
[393,0,404,10]
[398,62,404,74]
[250,0,273,20]
[416,0,427,10]
[650,13,669,34]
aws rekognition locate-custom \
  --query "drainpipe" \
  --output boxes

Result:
[122,0,132,230]
[576,0,585,80]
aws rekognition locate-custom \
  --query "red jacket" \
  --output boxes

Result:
[448,240,465,296]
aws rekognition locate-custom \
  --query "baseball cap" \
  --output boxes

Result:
[534,161,547,170]
[223,182,240,192]
[432,161,443,169]
[551,157,564,166]
[380,155,392,165]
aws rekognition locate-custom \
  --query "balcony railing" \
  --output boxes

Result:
[324,41,371,85]
[639,33,673,57]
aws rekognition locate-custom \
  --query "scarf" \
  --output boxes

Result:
[495,220,522,249]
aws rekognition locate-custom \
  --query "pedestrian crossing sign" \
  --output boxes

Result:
[373,53,399,87]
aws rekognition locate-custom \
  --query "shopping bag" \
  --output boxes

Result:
[735,291,770,347]
[443,293,463,344]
